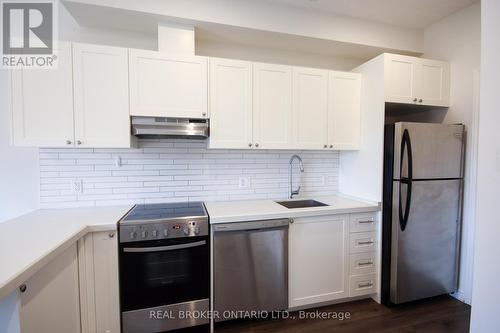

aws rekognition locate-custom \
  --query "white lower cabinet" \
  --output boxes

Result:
[78,231,120,333]
[289,214,349,308]
[289,212,379,308]
[19,244,81,333]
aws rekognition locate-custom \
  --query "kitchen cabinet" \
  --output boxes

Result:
[73,43,134,148]
[78,231,120,333]
[18,244,81,333]
[129,49,208,119]
[328,71,361,150]
[292,67,329,150]
[11,41,136,148]
[384,53,450,107]
[253,62,293,149]
[209,58,253,149]
[289,214,349,307]
[11,41,74,147]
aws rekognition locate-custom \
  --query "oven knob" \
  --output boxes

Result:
[129,231,137,240]
[194,226,200,235]
[163,229,168,237]
[152,230,158,237]
[183,227,189,236]
[141,231,148,238]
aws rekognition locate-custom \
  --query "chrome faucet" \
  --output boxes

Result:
[289,155,304,199]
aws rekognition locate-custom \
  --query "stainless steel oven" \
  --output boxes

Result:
[118,202,209,333]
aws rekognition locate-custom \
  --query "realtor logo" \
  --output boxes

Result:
[1,0,57,68]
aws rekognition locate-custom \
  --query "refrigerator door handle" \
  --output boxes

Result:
[399,129,413,231]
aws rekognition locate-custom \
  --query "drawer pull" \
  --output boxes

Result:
[358,282,373,288]
[358,261,373,267]
[358,219,374,224]
[357,240,374,245]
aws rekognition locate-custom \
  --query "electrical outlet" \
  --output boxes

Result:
[71,179,83,194]
[238,177,250,189]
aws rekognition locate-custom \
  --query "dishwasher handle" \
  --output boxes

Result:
[213,218,290,232]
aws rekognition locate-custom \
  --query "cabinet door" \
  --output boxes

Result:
[209,58,253,149]
[129,49,208,119]
[289,215,349,308]
[253,63,293,149]
[328,71,361,150]
[415,59,450,107]
[19,244,81,333]
[73,43,133,148]
[292,67,328,150]
[384,54,418,104]
[11,41,74,147]
[78,232,120,333]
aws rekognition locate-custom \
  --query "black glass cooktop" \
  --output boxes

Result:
[121,202,207,223]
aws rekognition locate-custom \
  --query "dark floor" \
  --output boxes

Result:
[215,296,471,333]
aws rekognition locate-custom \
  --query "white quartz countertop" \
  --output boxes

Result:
[204,195,380,224]
[0,205,133,300]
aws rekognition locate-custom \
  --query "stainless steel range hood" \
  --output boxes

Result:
[131,116,209,139]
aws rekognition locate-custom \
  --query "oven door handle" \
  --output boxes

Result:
[123,240,206,253]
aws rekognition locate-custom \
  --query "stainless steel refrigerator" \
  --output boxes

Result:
[382,122,465,305]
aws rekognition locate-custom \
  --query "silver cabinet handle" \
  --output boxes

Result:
[248,143,253,147]
[202,112,207,117]
[358,261,373,266]
[108,232,115,238]
[358,219,374,224]
[66,140,72,145]
[413,98,418,102]
[329,145,333,148]
[357,240,374,245]
[76,140,82,145]
[255,143,259,148]
[418,98,423,103]
[323,144,327,148]
[358,282,373,288]
[19,284,27,293]
[123,240,206,253]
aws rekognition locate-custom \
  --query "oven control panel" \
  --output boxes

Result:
[119,218,208,243]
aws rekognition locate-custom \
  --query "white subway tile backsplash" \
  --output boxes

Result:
[39,139,340,208]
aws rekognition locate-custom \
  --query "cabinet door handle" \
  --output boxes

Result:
[329,144,333,148]
[66,140,72,145]
[202,112,207,117]
[418,99,423,103]
[255,143,259,148]
[109,232,115,238]
[324,144,327,148]
[19,284,27,293]
[358,261,373,266]
[76,140,82,145]
[413,98,418,102]
[248,143,253,147]
[357,240,374,245]
[358,219,374,224]
[358,282,373,288]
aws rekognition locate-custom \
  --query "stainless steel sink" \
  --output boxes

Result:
[275,199,328,209]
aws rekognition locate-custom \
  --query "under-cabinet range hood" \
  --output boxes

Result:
[131,116,209,139]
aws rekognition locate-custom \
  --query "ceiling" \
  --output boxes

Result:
[262,0,478,29]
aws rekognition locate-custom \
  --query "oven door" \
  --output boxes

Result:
[120,236,209,311]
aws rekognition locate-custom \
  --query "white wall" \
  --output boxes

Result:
[422,2,481,305]
[470,0,500,331]
[0,72,39,223]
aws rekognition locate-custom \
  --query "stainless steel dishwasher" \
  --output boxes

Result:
[213,218,289,321]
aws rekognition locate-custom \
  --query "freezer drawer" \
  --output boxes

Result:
[213,219,288,322]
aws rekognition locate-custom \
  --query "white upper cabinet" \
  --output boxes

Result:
[384,53,450,107]
[328,71,361,150]
[292,67,329,150]
[289,214,349,308]
[209,58,253,149]
[11,41,74,147]
[253,62,293,149]
[129,49,208,119]
[73,43,133,148]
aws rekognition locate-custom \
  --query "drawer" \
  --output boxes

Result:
[349,232,376,253]
[350,213,377,233]
[349,273,377,297]
[349,252,376,275]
